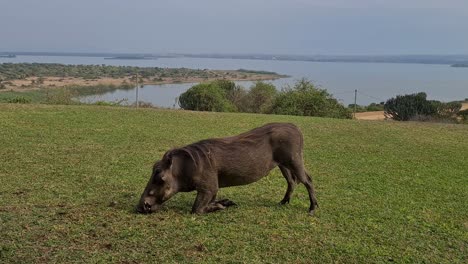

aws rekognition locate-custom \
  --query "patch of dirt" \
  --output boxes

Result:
[355,111,385,120]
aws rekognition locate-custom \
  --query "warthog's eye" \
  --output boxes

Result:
[149,190,155,196]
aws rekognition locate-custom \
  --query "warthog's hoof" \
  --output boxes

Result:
[309,204,318,216]
[279,198,290,205]
[216,199,237,207]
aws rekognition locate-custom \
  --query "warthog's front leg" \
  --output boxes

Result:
[192,190,226,214]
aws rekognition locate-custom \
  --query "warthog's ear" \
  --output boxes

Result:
[167,149,197,178]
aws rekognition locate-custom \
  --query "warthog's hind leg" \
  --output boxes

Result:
[278,165,297,205]
[304,171,319,214]
[287,162,319,215]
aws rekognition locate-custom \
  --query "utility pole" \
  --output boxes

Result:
[353,89,357,119]
[135,72,139,108]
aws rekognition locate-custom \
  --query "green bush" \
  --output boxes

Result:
[6,96,31,104]
[384,92,438,121]
[226,85,248,112]
[271,79,351,119]
[435,101,462,118]
[366,102,385,111]
[245,82,277,113]
[178,82,235,112]
[384,93,462,121]
[179,79,351,119]
[348,104,366,113]
[45,89,78,105]
[457,109,468,123]
[211,80,248,111]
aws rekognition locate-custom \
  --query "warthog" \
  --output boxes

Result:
[137,123,318,215]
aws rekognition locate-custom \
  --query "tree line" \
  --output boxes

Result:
[178,79,467,123]
[0,63,281,83]
[178,79,352,119]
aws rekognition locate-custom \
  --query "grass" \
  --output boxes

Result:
[0,84,136,105]
[0,90,47,103]
[0,103,467,263]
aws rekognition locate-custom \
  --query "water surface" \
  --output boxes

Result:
[1,55,467,107]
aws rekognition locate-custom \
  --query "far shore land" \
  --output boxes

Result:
[1,71,286,92]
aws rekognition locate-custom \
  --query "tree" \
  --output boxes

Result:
[246,82,277,113]
[384,92,438,121]
[178,82,235,112]
[271,79,351,119]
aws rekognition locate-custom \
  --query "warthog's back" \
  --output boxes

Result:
[195,123,304,187]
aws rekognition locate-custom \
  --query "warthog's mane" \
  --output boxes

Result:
[168,129,273,170]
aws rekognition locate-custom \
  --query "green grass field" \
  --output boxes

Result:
[1,104,467,263]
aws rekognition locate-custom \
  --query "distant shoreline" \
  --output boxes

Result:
[104,56,157,60]
[0,63,287,92]
[2,52,468,65]
[451,64,468,68]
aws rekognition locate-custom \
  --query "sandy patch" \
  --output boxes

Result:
[461,103,468,110]
[355,111,385,120]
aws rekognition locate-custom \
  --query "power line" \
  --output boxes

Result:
[333,90,356,95]
[357,91,386,102]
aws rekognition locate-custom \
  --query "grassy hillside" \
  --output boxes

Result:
[0,104,467,263]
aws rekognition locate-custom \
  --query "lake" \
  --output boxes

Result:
[1,55,467,107]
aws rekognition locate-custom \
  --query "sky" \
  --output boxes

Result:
[1,0,467,55]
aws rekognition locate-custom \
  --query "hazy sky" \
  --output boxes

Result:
[1,0,467,55]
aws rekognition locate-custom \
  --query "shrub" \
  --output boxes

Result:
[6,96,31,104]
[385,93,462,122]
[435,101,462,118]
[132,101,156,108]
[45,89,78,105]
[348,104,366,113]
[226,85,248,112]
[92,99,128,107]
[457,109,468,122]
[366,102,385,111]
[212,79,236,93]
[245,82,277,113]
[384,92,437,121]
[178,82,235,112]
[271,79,351,119]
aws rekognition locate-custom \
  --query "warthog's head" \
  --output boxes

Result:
[136,158,177,214]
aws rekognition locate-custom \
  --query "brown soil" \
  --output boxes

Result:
[355,111,386,120]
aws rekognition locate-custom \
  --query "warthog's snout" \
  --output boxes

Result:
[136,200,161,214]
